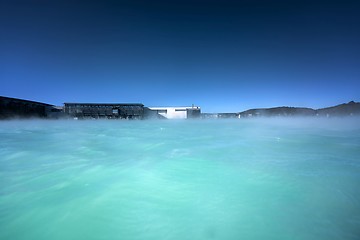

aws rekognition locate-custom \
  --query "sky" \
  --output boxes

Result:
[0,0,359,112]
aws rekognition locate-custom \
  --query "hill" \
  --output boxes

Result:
[316,101,360,116]
[238,101,360,118]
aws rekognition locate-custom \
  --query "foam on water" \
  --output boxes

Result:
[1,118,360,240]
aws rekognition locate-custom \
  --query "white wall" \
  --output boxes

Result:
[149,107,193,119]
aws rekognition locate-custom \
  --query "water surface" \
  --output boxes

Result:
[1,118,360,240]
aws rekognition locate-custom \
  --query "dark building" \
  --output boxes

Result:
[0,96,56,119]
[187,107,201,118]
[64,103,144,119]
[217,113,238,118]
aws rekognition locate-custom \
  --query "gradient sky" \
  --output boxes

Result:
[1,0,359,112]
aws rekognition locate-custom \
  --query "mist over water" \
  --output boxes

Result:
[1,118,360,240]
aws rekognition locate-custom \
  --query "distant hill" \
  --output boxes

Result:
[238,101,360,118]
[316,101,360,116]
[239,107,315,117]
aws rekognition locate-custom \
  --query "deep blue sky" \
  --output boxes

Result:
[1,0,359,112]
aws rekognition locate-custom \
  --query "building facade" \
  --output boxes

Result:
[148,106,201,119]
[0,96,201,120]
[64,103,144,119]
[0,96,55,119]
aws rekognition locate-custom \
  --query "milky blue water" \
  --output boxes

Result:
[1,118,360,240]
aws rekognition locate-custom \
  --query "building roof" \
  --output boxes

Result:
[64,102,144,106]
[149,106,200,109]
[0,96,53,106]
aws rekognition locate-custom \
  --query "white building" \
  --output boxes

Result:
[148,106,201,119]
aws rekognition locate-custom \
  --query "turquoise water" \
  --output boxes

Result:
[1,118,360,240]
